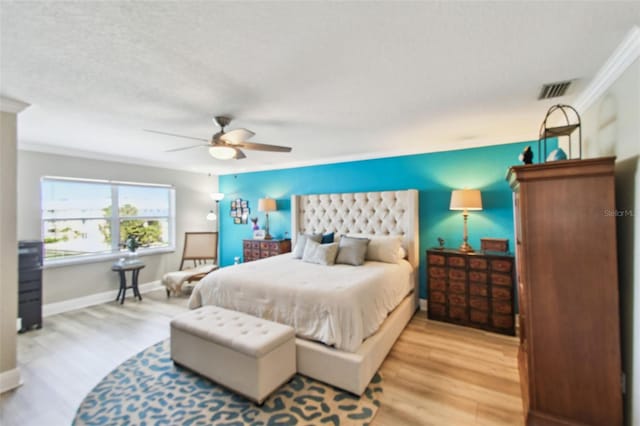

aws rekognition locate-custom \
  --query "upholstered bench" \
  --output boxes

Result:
[170,306,296,404]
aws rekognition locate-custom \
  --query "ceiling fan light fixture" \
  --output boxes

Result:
[209,145,236,160]
[150,115,290,159]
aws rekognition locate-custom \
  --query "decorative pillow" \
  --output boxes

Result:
[321,232,335,244]
[292,233,322,258]
[301,240,339,266]
[336,236,370,266]
[398,246,407,260]
[348,234,403,263]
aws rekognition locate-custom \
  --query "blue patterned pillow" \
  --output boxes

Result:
[321,232,334,244]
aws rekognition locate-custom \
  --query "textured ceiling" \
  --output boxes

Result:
[1,1,639,174]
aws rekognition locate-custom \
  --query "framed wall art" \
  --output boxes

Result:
[230,198,250,224]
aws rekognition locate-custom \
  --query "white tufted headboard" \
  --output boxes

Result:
[291,190,419,270]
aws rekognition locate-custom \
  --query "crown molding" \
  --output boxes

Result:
[0,96,29,114]
[21,132,534,176]
[19,141,208,175]
[574,26,640,113]
[215,134,534,175]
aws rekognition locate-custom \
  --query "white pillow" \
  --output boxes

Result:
[292,233,322,258]
[398,245,407,260]
[302,239,339,266]
[348,234,403,263]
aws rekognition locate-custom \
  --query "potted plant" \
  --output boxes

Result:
[125,234,140,258]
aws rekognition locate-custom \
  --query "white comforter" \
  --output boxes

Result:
[189,253,413,352]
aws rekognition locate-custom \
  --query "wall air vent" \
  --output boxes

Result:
[538,80,572,100]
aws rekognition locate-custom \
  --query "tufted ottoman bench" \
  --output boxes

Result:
[170,306,296,404]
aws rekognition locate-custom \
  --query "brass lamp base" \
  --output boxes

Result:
[264,213,273,240]
[459,242,474,253]
[458,212,474,252]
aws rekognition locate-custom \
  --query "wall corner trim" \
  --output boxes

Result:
[0,96,30,114]
[0,367,22,394]
[574,26,640,113]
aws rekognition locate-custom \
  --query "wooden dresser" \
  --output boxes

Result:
[507,157,622,425]
[242,239,291,262]
[427,249,515,336]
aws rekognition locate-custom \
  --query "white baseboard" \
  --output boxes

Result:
[419,298,427,311]
[0,367,22,394]
[43,280,164,317]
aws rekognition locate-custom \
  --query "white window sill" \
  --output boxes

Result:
[43,247,175,269]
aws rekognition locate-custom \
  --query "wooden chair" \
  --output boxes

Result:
[162,232,219,297]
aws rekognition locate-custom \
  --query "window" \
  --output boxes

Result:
[41,177,175,264]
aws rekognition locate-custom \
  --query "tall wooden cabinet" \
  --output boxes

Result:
[507,157,622,425]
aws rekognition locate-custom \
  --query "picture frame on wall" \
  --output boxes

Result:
[229,198,250,224]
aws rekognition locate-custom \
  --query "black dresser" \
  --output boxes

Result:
[18,240,43,332]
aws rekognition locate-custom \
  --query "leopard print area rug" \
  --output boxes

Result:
[73,339,382,425]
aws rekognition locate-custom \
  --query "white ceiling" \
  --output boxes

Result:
[1,1,639,175]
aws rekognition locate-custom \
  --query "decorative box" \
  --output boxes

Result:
[480,238,509,252]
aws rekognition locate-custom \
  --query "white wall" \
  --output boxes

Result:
[17,150,219,304]
[581,57,640,425]
[0,111,20,391]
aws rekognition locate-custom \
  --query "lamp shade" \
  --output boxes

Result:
[450,189,483,211]
[210,192,225,202]
[258,198,276,212]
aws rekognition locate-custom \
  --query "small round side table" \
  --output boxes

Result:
[112,260,145,304]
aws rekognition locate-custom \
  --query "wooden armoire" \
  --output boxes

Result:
[506,157,622,425]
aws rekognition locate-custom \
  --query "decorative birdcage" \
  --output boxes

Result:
[538,104,582,163]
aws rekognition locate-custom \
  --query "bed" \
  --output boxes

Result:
[189,189,419,394]
[189,253,414,352]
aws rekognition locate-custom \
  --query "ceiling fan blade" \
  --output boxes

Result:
[144,129,208,142]
[164,143,209,153]
[234,148,246,159]
[233,141,292,152]
[221,128,255,143]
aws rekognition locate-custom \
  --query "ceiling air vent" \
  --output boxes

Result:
[538,80,572,100]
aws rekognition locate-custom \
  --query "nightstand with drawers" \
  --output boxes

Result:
[426,248,515,336]
[243,239,292,262]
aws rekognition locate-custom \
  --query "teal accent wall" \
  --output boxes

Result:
[219,139,555,299]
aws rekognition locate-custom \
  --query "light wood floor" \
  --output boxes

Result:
[0,290,523,425]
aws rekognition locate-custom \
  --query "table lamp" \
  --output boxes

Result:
[450,189,483,252]
[258,197,277,240]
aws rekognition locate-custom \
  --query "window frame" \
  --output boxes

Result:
[41,176,176,268]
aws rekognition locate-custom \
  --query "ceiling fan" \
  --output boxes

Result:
[145,116,292,160]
